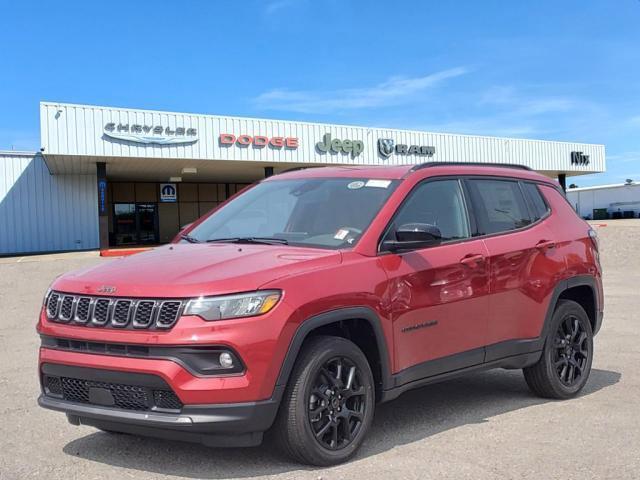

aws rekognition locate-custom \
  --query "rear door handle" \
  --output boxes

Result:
[460,253,486,267]
[536,240,556,250]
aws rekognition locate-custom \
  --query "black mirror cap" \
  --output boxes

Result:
[396,223,441,242]
[383,223,442,252]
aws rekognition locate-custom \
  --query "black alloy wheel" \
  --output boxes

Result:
[523,299,594,399]
[273,335,375,466]
[553,314,590,386]
[307,356,366,450]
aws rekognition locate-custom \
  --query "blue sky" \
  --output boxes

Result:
[1,0,638,186]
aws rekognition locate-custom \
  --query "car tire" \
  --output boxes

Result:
[273,335,375,466]
[523,299,594,399]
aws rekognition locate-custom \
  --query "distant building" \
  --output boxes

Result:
[1,101,606,255]
[567,182,640,219]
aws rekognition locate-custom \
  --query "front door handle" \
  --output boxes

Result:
[536,240,556,250]
[460,253,486,267]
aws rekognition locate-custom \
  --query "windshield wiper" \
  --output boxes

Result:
[179,233,201,243]
[206,237,289,245]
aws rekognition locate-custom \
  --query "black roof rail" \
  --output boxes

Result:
[408,162,532,173]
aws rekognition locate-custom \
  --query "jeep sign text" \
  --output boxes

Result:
[316,133,364,157]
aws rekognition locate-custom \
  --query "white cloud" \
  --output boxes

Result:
[607,151,640,163]
[480,86,579,115]
[628,115,640,126]
[414,119,541,138]
[254,67,469,113]
[265,0,296,15]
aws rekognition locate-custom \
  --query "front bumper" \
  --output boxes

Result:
[38,362,283,447]
[38,394,281,447]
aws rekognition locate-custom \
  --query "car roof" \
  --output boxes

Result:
[267,163,559,185]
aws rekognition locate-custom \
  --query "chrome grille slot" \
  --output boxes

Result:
[58,296,75,322]
[74,297,91,323]
[91,298,111,325]
[133,300,156,328]
[111,299,133,327]
[46,292,60,318]
[156,301,182,329]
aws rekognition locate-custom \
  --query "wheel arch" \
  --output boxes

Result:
[275,307,393,399]
[541,275,600,342]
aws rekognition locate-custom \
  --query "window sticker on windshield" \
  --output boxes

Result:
[334,228,350,240]
[347,181,365,190]
[365,179,392,188]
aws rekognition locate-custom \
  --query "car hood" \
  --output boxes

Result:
[52,243,342,298]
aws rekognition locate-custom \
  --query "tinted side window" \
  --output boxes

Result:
[467,179,532,235]
[522,182,550,221]
[390,179,470,242]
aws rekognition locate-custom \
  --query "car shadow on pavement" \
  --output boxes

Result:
[62,368,620,478]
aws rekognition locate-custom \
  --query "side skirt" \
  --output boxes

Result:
[380,342,542,403]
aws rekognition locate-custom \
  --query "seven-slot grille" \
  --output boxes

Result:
[45,291,184,329]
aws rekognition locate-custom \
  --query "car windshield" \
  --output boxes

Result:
[186,177,399,249]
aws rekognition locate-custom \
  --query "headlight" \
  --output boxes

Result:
[184,290,281,321]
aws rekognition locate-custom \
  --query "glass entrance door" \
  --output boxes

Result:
[136,203,158,244]
[113,203,158,246]
[113,203,137,246]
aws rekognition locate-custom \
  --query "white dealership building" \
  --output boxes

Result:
[0,102,605,255]
[567,182,640,219]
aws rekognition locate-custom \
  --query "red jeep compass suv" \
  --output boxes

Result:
[38,163,603,465]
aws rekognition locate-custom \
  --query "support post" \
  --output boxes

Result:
[96,162,109,250]
[558,173,567,192]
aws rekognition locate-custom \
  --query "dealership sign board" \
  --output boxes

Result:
[316,133,364,157]
[378,138,435,158]
[219,134,298,149]
[159,183,177,202]
[104,123,198,145]
[571,151,590,166]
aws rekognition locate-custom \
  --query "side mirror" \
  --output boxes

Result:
[383,223,442,252]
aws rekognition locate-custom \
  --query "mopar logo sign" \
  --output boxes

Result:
[97,179,107,215]
[160,183,177,202]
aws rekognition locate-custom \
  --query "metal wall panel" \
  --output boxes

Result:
[0,152,99,255]
[40,102,606,173]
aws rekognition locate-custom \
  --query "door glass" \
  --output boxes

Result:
[137,204,158,244]
[388,179,470,242]
[113,204,137,245]
[467,179,532,235]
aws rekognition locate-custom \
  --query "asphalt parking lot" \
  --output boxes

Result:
[1,222,638,479]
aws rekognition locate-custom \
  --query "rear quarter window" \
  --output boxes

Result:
[522,182,550,221]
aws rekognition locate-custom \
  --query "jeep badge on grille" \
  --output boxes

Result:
[96,285,117,294]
